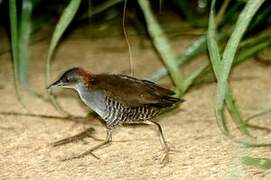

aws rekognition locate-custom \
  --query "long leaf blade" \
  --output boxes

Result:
[138,0,184,95]
[148,35,207,82]
[18,0,32,86]
[9,0,27,108]
[242,156,271,170]
[221,0,266,82]
[217,0,265,135]
[207,0,228,134]
[216,1,265,122]
[46,0,81,114]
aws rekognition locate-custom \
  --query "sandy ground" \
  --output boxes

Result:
[1,32,271,179]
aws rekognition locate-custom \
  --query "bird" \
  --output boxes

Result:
[47,67,183,164]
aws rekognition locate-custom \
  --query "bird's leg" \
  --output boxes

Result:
[146,121,170,165]
[51,127,98,147]
[63,128,112,161]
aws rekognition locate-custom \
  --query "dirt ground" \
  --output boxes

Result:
[1,30,271,179]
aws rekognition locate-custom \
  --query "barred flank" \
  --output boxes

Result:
[104,96,159,128]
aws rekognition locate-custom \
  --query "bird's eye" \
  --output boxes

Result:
[62,76,69,83]
[66,76,75,83]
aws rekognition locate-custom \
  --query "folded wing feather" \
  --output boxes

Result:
[89,74,182,108]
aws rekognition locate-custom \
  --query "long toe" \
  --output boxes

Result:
[61,151,100,161]
[160,147,170,166]
[51,128,96,147]
[51,138,75,147]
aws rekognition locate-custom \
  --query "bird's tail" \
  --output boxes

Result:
[155,96,184,108]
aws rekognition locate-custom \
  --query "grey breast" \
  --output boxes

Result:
[76,84,107,119]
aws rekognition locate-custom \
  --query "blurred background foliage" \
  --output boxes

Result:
[1,0,271,170]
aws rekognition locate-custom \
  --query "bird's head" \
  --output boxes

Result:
[47,67,91,90]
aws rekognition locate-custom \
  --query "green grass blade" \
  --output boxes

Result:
[225,89,251,136]
[239,30,271,48]
[9,0,19,78]
[215,0,231,25]
[159,0,163,13]
[207,0,228,134]
[207,0,263,136]
[223,2,244,25]
[18,0,45,100]
[79,0,123,21]
[191,33,271,85]
[46,0,81,76]
[207,0,222,77]
[220,0,265,83]
[241,156,271,170]
[18,0,32,86]
[183,62,209,93]
[239,142,271,148]
[180,39,271,109]
[216,0,264,135]
[148,35,207,82]
[138,0,184,95]
[236,37,271,65]
[9,0,27,108]
[248,4,271,32]
[46,0,81,115]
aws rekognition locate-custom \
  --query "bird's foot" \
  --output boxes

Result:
[51,127,96,147]
[61,149,100,161]
[157,146,179,166]
[160,146,170,166]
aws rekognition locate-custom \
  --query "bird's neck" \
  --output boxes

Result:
[74,83,106,118]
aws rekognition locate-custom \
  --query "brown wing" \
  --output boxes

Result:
[89,74,181,108]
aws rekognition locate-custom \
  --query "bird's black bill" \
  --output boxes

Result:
[47,80,64,90]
